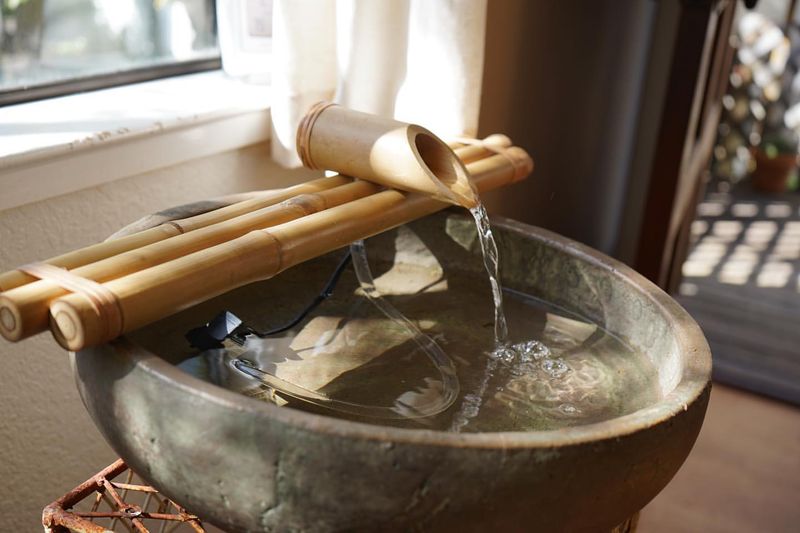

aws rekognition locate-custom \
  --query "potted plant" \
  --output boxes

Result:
[752,127,798,193]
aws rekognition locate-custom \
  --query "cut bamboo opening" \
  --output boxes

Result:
[48,148,532,351]
[297,102,479,208]
[0,142,508,342]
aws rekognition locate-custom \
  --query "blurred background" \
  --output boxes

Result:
[1,0,217,91]
[479,2,800,531]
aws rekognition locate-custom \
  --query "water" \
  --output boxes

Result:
[469,203,508,346]
[448,202,511,431]
[347,239,460,417]
[168,225,662,432]
[447,201,616,431]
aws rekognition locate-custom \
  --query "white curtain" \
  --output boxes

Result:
[271,0,488,167]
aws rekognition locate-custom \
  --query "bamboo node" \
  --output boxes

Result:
[503,147,535,181]
[163,221,188,234]
[296,101,337,169]
[258,229,286,276]
[284,193,327,215]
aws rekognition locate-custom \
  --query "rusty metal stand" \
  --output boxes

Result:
[42,459,205,533]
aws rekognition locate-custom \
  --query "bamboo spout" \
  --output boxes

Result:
[297,102,479,208]
[49,149,532,351]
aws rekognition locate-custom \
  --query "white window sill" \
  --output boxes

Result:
[0,71,271,211]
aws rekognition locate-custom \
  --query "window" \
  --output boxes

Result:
[0,0,219,106]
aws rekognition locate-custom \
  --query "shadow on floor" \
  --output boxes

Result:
[676,182,800,404]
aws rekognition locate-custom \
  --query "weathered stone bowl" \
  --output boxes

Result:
[72,207,711,532]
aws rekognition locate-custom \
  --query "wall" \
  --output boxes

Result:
[0,142,313,532]
[478,0,664,258]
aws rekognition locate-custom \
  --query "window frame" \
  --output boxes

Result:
[0,70,272,211]
[0,0,223,107]
[0,56,221,108]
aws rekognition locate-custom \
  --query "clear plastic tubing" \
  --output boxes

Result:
[233,240,459,420]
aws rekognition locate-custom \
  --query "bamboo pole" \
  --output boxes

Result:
[0,176,349,293]
[48,148,532,351]
[0,141,505,295]
[297,102,479,208]
[0,142,509,342]
[446,134,511,164]
[0,181,380,341]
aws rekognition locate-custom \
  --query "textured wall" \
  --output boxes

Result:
[0,142,313,532]
[478,0,659,257]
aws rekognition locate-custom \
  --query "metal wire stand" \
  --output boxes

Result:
[42,459,205,533]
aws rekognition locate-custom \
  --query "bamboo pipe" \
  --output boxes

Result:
[0,181,384,341]
[297,102,479,208]
[0,176,349,293]
[48,149,532,351]
[0,141,505,295]
[0,142,508,342]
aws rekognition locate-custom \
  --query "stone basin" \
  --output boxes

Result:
[72,206,711,532]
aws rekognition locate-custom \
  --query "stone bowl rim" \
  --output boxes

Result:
[91,211,712,451]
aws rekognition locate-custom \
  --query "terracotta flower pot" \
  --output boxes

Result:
[752,148,797,193]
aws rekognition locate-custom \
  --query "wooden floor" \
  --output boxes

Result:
[639,384,800,533]
[677,184,800,403]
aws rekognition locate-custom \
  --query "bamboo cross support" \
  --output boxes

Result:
[49,149,532,351]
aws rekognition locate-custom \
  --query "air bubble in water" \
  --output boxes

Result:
[541,358,570,378]
[461,394,482,419]
[512,340,551,362]
[559,403,580,415]
[509,362,537,377]
[450,393,485,431]
[489,345,517,363]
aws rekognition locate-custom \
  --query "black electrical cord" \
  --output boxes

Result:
[238,250,353,339]
[185,251,354,350]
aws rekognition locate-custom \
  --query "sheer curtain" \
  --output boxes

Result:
[271,0,488,167]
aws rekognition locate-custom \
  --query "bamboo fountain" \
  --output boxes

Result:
[0,105,710,532]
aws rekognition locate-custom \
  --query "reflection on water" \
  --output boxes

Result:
[177,259,662,432]
[179,315,457,420]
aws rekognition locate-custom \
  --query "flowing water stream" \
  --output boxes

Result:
[448,202,578,431]
[470,203,509,346]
